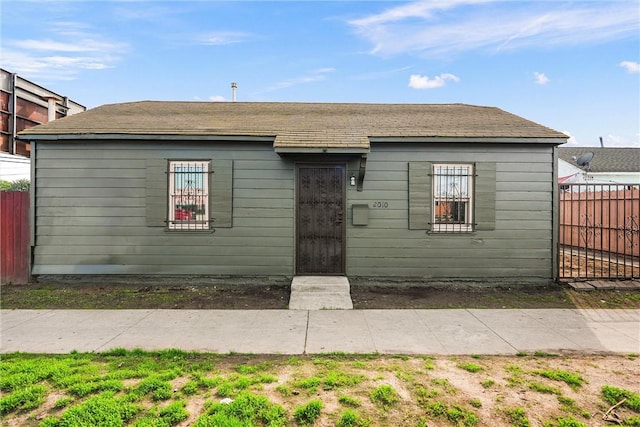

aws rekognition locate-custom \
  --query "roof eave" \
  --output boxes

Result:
[274,147,370,155]
[369,136,567,144]
[17,133,276,142]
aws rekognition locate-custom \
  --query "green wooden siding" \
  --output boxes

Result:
[33,140,556,282]
[210,159,233,227]
[33,141,294,276]
[145,159,167,227]
[475,162,496,231]
[346,144,555,281]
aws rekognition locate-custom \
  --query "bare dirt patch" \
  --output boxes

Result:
[0,282,291,310]
[4,353,638,427]
[560,251,639,279]
[2,280,638,310]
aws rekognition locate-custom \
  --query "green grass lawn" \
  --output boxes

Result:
[1,350,639,426]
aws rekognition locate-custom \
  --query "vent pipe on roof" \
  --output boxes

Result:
[231,82,237,102]
[599,136,604,148]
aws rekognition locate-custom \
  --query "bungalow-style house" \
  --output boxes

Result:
[18,102,568,284]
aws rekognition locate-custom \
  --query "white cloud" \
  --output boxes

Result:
[620,61,640,73]
[534,71,549,85]
[409,73,460,89]
[265,68,336,92]
[603,134,640,147]
[10,38,124,53]
[113,5,178,22]
[350,0,492,28]
[348,1,639,57]
[3,23,127,81]
[43,55,113,70]
[314,68,337,75]
[561,131,640,148]
[198,31,252,46]
[2,50,118,81]
[561,131,579,146]
[350,66,413,81]
[195,95,228,102]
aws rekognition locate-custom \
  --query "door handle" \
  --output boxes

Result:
[336,211,343,224]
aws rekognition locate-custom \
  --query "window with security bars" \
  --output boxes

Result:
[168,161,210,230]
[432,164,474,232]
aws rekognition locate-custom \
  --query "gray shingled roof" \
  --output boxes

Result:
[18,101,567,148]
[557,147,640,173]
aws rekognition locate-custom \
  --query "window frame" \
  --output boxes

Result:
[431,163,475,233]
[168,160,211,231]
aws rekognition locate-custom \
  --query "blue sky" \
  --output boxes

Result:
[2,0,639,147]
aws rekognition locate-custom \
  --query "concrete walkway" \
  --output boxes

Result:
[1,309,638,355]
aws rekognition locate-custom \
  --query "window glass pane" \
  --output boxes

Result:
[169,161,209,230]
[434,165,469,198]
[432,164,473,232]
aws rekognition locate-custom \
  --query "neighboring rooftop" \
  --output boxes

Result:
[557,147,640,173]
[18,101,567,150]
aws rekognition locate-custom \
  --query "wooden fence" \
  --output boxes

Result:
[559,184,639,279]
[0,191,30,284]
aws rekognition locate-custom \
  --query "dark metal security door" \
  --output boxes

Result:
[296,165,346,275]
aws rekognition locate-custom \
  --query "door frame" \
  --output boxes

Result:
[294,162,347,275]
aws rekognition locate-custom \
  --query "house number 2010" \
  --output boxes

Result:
[372,201,389,208]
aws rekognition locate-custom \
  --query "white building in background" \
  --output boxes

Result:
[0,68,85,182]
[0,152,31,181]
[557,147,640,188]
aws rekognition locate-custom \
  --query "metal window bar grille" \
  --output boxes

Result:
[432,165,473,233]
[169,162,209,230]
[559,183,639,280]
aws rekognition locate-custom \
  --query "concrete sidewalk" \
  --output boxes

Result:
[1,309,638,355]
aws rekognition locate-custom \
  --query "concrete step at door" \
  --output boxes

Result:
[289,276,353,310]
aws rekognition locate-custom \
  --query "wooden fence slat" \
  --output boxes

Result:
[1,191,30,284]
